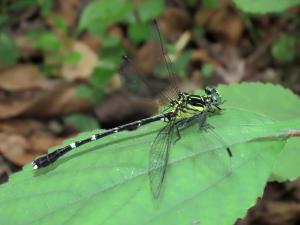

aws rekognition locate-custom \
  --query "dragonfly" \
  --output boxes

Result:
[32,20,232,199]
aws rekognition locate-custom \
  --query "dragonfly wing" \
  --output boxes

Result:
[148,122,175,199]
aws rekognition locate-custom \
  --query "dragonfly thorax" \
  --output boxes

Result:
[169,87,223,120]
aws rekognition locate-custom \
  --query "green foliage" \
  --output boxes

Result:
[128,22,152,43]
[1,0,37,11]
[79,0,133,30]
[51,15,68,34]
[271,34,296,62]
[0,83,299,225]
[62,51,82,65]
[233,0,300,13]
[76,83,105,104]
[100,35,125,69]
[64,114,99,132]
[192,26,206,39]
[173,50,192,78]
[0,31,19,66]
[138,0,165,22]
[202,0,220,9]
[223,83,300,181]
[35,0,53,15]
[76,84,95,101]
[201,63,215,78]
[32,31,61,51]
[91,67,115,89]
[155,48,192,78]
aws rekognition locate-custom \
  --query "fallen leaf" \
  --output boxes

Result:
[54,0,82,28]
[191,49,222,67]
[95,90,157,127]
[0,76,92,119]
[0,64,49,91]
[159,7,191,41]
[61,41,99,81]
[195,6,244,45]
[0,119,64,165]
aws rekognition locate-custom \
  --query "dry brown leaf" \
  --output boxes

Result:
[159,7,191,41]
[0,64,49,91]
[245,201,300,225]
[81,33,101,53]
[212,45,246,83]
[134,42,161,75]
[0,133,30,165]
[0,77,92,119]
[95,90,157,126]
[54,0,82,28]
[0,119,64,165]
[286,179,300,201]
[0,119,44,135]
[0,132,63,165]
[29,133,63,154]
[195,7,244,45]
[0,89,43,119]
[15,35,37,58]
[191,49,222,67]
[61,41,99,81]
[23,82,92,117]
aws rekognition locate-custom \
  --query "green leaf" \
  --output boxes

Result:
[79,0,133,30]
[0,14,9,27]
[5,0,37,10]
[52,15,68,34]
[91,67,114,88]
[271,34,296,62]
[36,0,54,15]
[233,0,300,13]
[0,31,19,66]
[271,138,300,181]
[75,84,94,100]
[192,26,206,39]
[128,22,152,43]
[76,84,105,104]
[64,114,99,132]
[1,83,300,225]
[203,0,220,9]
[100,43,125,69]
[101,35,121,48]
[32,32,61,51]
[201,63,215,78]
[138,0,165,22]
[173,50,192,78]
[219,83,300,181]
[63,51,82,65]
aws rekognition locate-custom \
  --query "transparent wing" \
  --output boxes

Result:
[177,111,232,157]
[148,121,176,199]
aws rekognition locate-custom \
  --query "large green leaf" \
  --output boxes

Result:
[79,0,133,30]
[0,31,19,66]
[0,83,299,225]
[219,83,300,180]
[233,0,300,13]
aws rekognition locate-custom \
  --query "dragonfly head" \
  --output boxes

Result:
[204,87,224,107]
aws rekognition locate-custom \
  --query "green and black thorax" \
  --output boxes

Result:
[168,87,224,120]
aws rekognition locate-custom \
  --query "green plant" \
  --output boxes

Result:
[0,0,54,67]
[64,113,99,132]
[77,0,167,103]
[233,0,300,13]
[271,34,296,62]
[0,31,19,66]
[0,83,299,225]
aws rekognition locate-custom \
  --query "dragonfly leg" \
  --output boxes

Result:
[198,112,215,132]
[174,125,181,143]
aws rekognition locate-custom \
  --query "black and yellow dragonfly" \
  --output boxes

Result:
[32,20,232,199]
